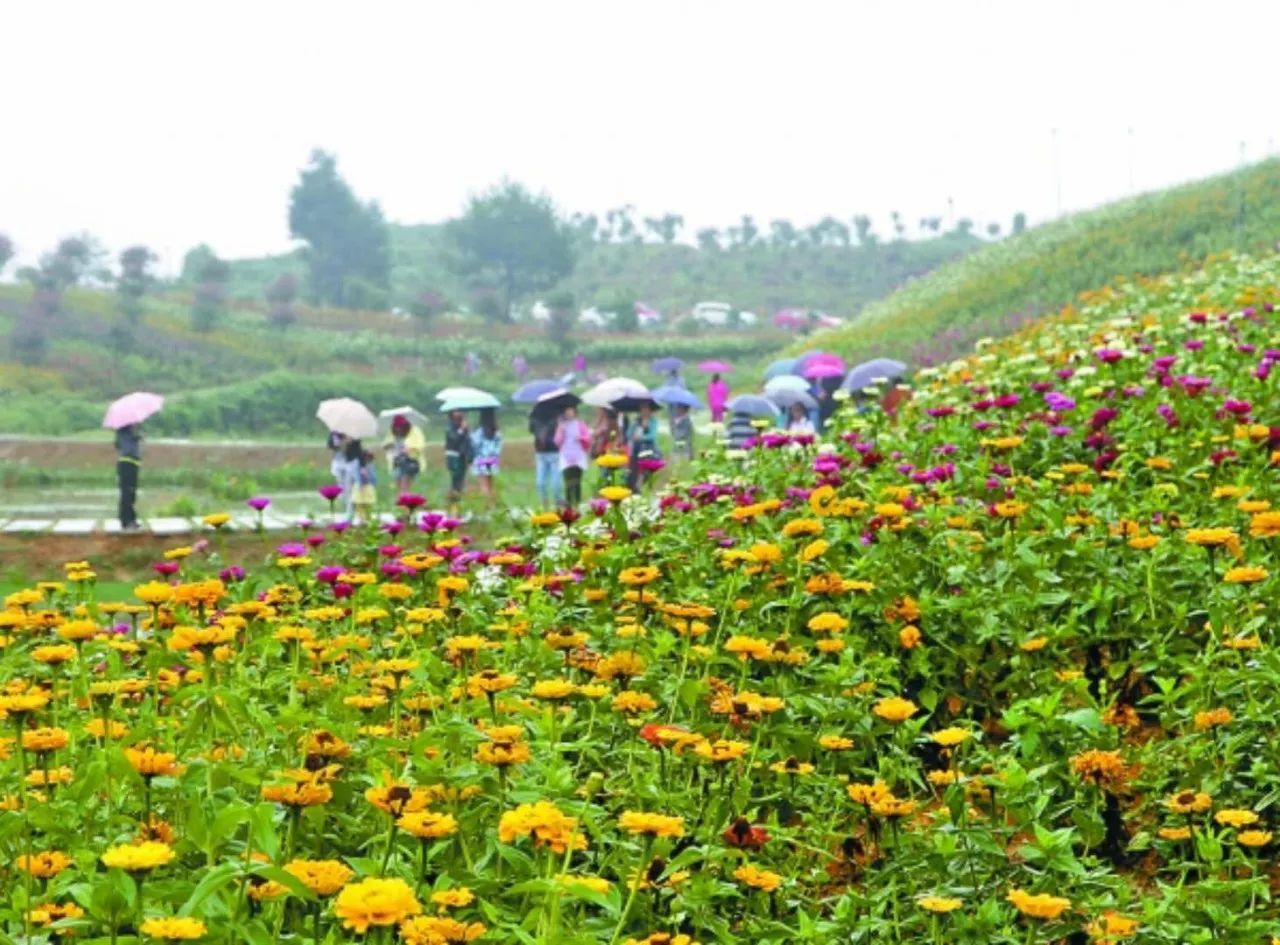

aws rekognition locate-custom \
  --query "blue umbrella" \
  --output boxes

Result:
[512,378,563,404]
[651,357,684,375]
[766,388,818,409]
[763,357,798,380]
[438,390,501,412]
[652,384,702,408]
[842,358,907,391]
[764,375,810,396]
[726,394,779,418]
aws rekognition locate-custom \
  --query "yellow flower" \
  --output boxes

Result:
[872,696,918,723]
[931,727,971,747]
[1214,809,1259,827]
[558,875,613,895]
[1164,790,1212,814]
[1223,565,1268,584]
[400,916,487,944]
[1157,826,1191,841]
[201,513,231,529]
[531,679,577,700]
[163,546,193,560]
[56,619,99,642]
[769,757,815,776]
[819,734,854,751]
[1184,527,1236,547]
[1085,912,1138,939]
[733,864,782,892]
[32,644,77,664]
[1127,534,1161,550]
[101,842,175,871]
[1238,829,1272,848]
[612,690,658,714]
[898,625,921,648]
[918,895,963,914]
[499,801,586,854]
[139,917,207,940]
[261,781,333,807]
[530,511,561,527]
[429,887,475,910]
[618,566,660,586]
[1194,707,1232,730]
[846,780,893,806]
[600,486,633,503]
[1248,510,1280,537]
[21,727,70,753]
[1007,888,1071,920]
[126,746,182,778]
[333,877,422,933]
[993,500,1027,518]
[17,851,73,878]
[694,739,749,763]
[283,859,353,896]
[398,811,459,839]
[618,811,685,838]
[595,453,629,469]
[781,518,823,538]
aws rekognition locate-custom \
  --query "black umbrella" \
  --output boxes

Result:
[611,394,663,413]
[530,388,581,419]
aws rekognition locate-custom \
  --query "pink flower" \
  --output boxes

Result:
[318,484,344,502]
[247,496,271,511]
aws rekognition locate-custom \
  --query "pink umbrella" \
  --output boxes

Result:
[697,360,734,373]
[802,361,845,380]
[103,391,164,429]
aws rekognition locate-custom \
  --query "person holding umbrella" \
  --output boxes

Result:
[115,424,143,531]
[625,400,661,490]
[707,373,729,423]
[444,411,473,508]
[471,407,502,506]
[670,405,694,460]
[529,406,562,509]
[786,402,816,434]
[103,391,164,533]
[385,414,426,496]
[554,404,591,508]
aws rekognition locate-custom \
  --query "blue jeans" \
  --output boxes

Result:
[535,451,562,505]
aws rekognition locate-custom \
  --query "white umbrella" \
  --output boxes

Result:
[582,377,647,407]
[376,406,430,437]
[435,386,490,401]
[316,397,378,439]
[764,375,811,396]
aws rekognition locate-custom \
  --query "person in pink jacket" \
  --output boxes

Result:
[707,373,730,423]
[554,405,592,508]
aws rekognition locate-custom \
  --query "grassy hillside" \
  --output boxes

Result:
[223,223,983,318]
[805,158,1280,367]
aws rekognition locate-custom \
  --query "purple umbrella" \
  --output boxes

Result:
[512,379,563,404]
[697,360,733,373]
[802,361,845,379]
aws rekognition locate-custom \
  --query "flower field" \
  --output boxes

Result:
[6,250,1280,943]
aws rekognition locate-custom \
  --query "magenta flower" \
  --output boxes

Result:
[397,493,426,510]
[277,542,307,557]
[219,565,245,582]
[152,561,180,576]
[316,566,346,584]
[247,496,271,511]
[1094,348,1124,363]
[318,484,343,501]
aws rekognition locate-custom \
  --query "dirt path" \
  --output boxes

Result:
[0,436,537,471]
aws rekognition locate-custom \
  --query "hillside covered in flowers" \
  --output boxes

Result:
[4,250,1280,942]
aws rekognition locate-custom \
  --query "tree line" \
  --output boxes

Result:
[0,148,1025,362]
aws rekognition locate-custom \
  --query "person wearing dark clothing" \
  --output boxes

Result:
[726,412,756,448]
[530,413,562,508]
[625,403,661,490]
[444,411,473,506]
[115,424,143,531]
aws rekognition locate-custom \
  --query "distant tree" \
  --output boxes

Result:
[1011,212,1028,235]
[695,228,720,252]
[21,235,105,319]
[852,215,876,246]
[986,222,1002,239]
[191,252,230,332]
[571,213,600,243]
[770,219,797,247]
[545,290,577,352]
[265,272,300,328]
[815,216,850,247]
[446,181,575,321]
[953,218,975,238]
[644,214,684,244]
[0,234,13,276]
[599,290,638,332]
[180,244,219,283]
[735,215,759,247]
[470,288,504,322]
[608,206,637,243]
[891,211,906,241]
[408,288,448,334]
[288,149,390,308]
[117,245,156,322]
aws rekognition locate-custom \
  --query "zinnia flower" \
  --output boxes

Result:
[333,877,422,933]
[872,696,918,723]
[101,842,175,872]
[139,917,207,940]
[1007,888,1070,920]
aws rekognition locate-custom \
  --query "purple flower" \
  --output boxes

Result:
[1157,403,1179,427]
[383,520,405,536]
[219,565,245,583]
[1184,339,1205,351]
[318,484,343,501]
[1044,391,1076,412]
[277,542,307,557]
[1095,348,1124,363]
[926,406,955,418]
[1049,425,1073,437]
[316,565,346,584]
[1223,398,1253,416]
[993,394,1021,409]
[247,496,271,511]
[1089,407,1119,430]
[329,521,350,534]
[306,533,326,548]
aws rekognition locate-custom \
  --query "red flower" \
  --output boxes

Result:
[639,723,687,748]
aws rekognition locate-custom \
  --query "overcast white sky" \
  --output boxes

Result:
[2,0,1277,273]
